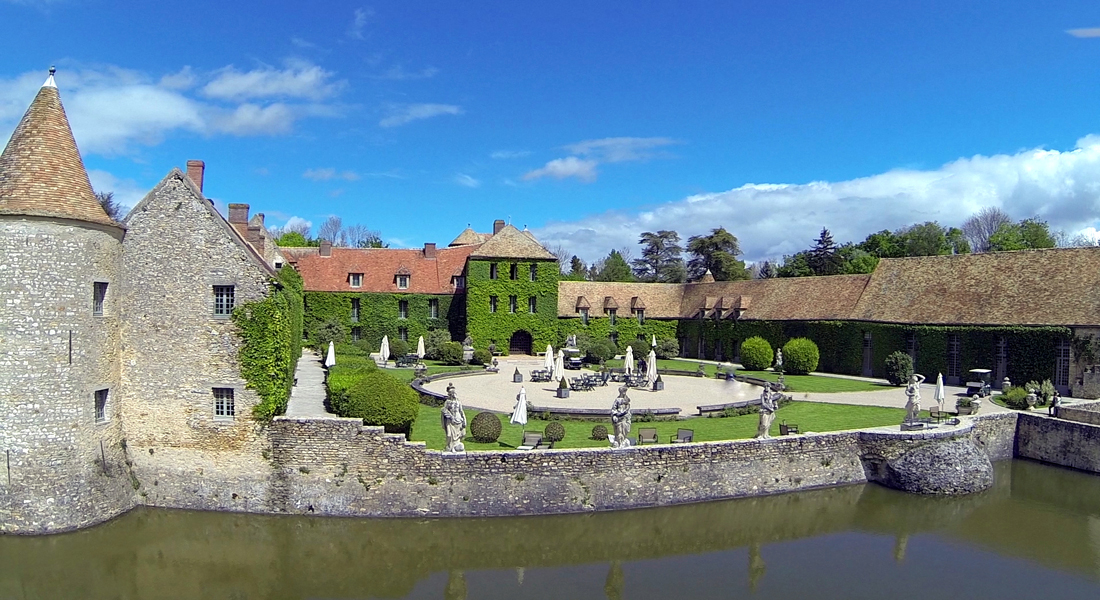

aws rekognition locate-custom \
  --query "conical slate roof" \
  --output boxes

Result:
[449,227,487,246]
[0,70,115,226]
[469,224,556,260]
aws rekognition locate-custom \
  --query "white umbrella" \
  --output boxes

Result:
[652,334,657,348]
[324,341,336,368]
[510,386,528,426]
[624,345,634,375]
[380,335,390,364]
[544,344,555,372]
[554,349,565,382]
[935,373,946,411]
[646,349,658,389]
[416,336,425,359]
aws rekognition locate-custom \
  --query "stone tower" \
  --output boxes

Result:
[0,69,134,533]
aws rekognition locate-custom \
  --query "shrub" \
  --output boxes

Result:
[544,421,566,443]
[308,318,346,350]
[1000,386,1030,410]
[338,370,419,434]
[440,341,465,365]
[470,411,502,443]
[1039,379,1055,404]
[591,424,609,440]
[739,336,773,371]
[884,351,914,386]
[470,348,492,366]
[425,330,452,360]
[655,338,679,359]
[389,338,409,358]
[585,337,618,363]
[781,338,819,375]
[627,339,650,360]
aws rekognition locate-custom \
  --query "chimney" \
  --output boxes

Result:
[423,242,437,259]
[319,240,332,257]
[493,219,506,235]
[186,160,205,193]
[247,226,265,254]
[228,203,249,224]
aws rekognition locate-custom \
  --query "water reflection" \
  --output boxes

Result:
[1,460,1099,599]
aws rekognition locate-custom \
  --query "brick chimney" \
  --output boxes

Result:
[228,203,249,224]
[319,240,332,257]
[186,160,205,193]
[423,242,437,259]
[493,219,506,235]
[247,226,265,254]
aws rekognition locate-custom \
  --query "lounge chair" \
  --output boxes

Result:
[637,428,658,445]
[518,431,546,450]
[670,428,694,443]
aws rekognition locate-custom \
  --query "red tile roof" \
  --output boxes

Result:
[285,245,477,294]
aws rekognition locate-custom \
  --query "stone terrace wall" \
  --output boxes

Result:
[970,412,1019,461]
[1056,401,1100,427]
[1016,412,1100,474]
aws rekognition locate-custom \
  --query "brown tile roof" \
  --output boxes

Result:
[449,227,491,246]
[469,224,556,260]
[679,276,871,321]
[853,247,1100,326]
[557,281,685,317]
[0,78,116,227]
[287,245,478,294]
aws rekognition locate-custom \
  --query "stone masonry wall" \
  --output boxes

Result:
[1016,411,1100,473]
[1055,400,1100,426]
[969,412,1019,461]
[0,216,134,533]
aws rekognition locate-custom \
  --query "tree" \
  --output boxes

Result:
[776,251,813,277]
[632,231,686,282]
[567,255,588,280]
[685,227,750,281]
[95,191,124,221]
[945,227,970,254]
[546,243,570,275]
[275,231,312,247]
[758,260,776,279]
[896,221,950,257]
[962,207,1011,253]
[345,224,383,248]
[318,216,345,246]
[277,219,312,237]
[858,229,905,258]
[839,246,878,274]
[808,228,842,276]
[988,218,1056,252]
[595,250,634,282]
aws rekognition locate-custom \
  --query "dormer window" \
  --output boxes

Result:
[579,307,589,325]
[396,274,409,290]
[349,273,363,288]
[453,275,466,290]
[635,309,645,325]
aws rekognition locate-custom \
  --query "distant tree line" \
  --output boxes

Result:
[272,215,385,248]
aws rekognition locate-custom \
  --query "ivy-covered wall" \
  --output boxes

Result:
[465,258,559,351]
[303,291,462,350]
[233,266,304,421]
[557,316,679,353]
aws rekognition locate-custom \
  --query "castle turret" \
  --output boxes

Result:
[0,68,133,533]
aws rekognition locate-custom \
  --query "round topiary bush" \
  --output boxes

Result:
[739,336,773,371]
[627,339,650,360]
[655,338,679,359]
[585,337,618,363]
[470,348,492,366]
[470,411,502,443]
[591,424,609,440]
[389,338,409,358]
[440,341,465,365]
[781,338,819,375]
[884,351,914,386]
[339,370,420,434]
[544,421,566,443]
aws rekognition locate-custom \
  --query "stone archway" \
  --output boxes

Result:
[509,330,533,355]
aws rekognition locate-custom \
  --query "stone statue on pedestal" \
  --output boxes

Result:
[755,383,779,439]
[441,386,467,452]
[904,374,925,424]
[462,335,474,350]
[610,386,632,448]
[775,348,783,372]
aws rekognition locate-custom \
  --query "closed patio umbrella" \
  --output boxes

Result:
[417,336,425,359]
[646,350,658,389]
[545,344,555,372]
[624,345,634,375]
[554,349,565,382]
[652,334,657,348]
[510,386,528,426]
[935,373,946,411]
[380,335,390,365]
[324,341,336,368]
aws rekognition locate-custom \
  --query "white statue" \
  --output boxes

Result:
[610,386,632,448]
[775,348,783,371]
[441,387,467,452]
[755,383,779,439]
[904,374,925,424]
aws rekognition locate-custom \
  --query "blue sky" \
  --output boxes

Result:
[3,0,1100,263]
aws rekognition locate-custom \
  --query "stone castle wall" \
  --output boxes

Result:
[1016,411,1100,472]
[0,216,134,533]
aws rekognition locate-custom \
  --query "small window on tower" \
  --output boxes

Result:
[213,285,235,316]
[94,389,109,423]
[93,282,108,316]
[213,388,235,420]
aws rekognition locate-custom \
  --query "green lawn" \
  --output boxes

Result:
[328,343,480,383]
[603,358,888,393]
[408,402,910,451]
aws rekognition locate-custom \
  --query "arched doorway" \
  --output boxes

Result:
[509,330,533,355]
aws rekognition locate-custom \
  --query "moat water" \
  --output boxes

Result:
[2,460,1099,599]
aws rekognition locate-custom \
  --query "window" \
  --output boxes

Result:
[530,263,538,281]
[490,264,498,279]
[213,285,235,316]
[528,297,537,313]
[399,326,408,342]
[351,327,361,342]
[398,300,408,319]
[93,282,108,316]
[509,295,518,313]
[350,273,363,288]
[351,298,360,322]
[947,334,961,378]
[94,389,108,423]
[579,307,589,325]
[213,388,235,420]
[608,309,617,326]
[510,263,518,280]
[610,332,619,345]
[453,276,466,290]
[1055,338,1071,388]
[635,309,645,325]
[489,296,498,313]
[429,299,439,319]
[396,274,409,290]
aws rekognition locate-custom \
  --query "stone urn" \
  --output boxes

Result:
[956,398,975,415]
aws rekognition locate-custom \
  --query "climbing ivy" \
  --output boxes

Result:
[557,316,678,353]
[464,259,559,351]
[233,267,304,422]
[303,291,461,351]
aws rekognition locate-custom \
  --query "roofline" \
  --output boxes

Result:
[0,212,125,236]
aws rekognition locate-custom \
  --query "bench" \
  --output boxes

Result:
[697,398,761,417]
[527,406,682,421]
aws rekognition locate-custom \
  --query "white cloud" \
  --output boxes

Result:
[379,103,462,127]
[522,157,599,182]
[533,136,1100,263]
[563,136,679,163]
[303,167,359,181]
[291,37,317,49]
[282,216,313,233]
[86,169,147,213]
[454,173,480,188]
[211,103,296,135]
[371,65,439,80]
[349,7,371,39]
[1067,28,1100,38]
[159,66,196,90]
[491,150,531,159]
[202,60,343,101]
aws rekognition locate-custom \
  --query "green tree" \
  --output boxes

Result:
[95,190,124,221]
[565,255,588,281]
[896,221,950,256]
[595,250,635,282]
[988,218,1056,251]
[839,246,879,274]
[758,260,776,279]
[685,227,750,281]
[858,230,905,258]
[276,231,313,247]
[776,251,813,277]
[945,227,970,254]
[809,228,842,276]
[632,230,686,282]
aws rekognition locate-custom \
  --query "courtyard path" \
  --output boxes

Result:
[285,348,331,418]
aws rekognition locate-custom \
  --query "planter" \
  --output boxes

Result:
[653,381,664,391]
[557,388,570,399]
[956,403,975,415]
[513,369,523,383]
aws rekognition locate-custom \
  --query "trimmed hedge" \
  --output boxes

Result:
[544,421,566,443]
[470,348,492,366]
[591,424,609,440]
[440,341,465,365]
[470,411,502,443]
[884,351,914,386]
[336,370,420,434]
[781,337,819,375]
[740,336,773,371]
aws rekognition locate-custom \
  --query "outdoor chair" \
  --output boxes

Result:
[518,431,546,450]
[637,428,659,445]
[670,428,694,443]
[779,422,799,436]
